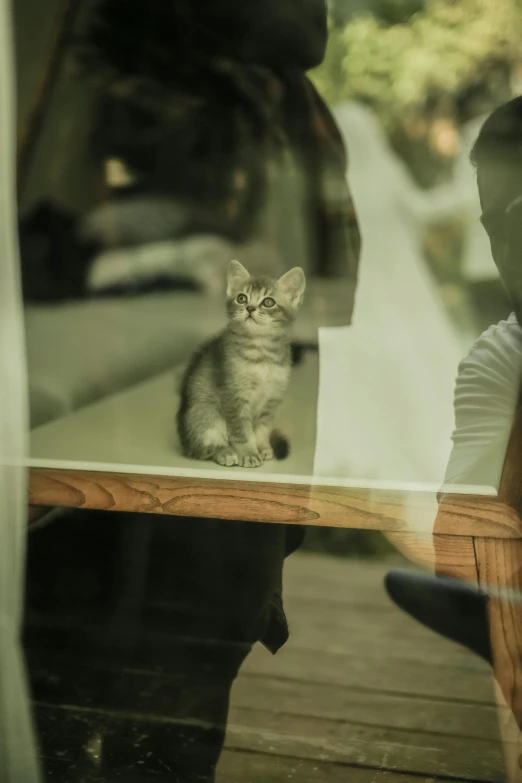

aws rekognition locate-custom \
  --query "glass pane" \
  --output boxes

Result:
[14,1,522,781]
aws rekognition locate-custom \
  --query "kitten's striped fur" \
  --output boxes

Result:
[177,260,305,467]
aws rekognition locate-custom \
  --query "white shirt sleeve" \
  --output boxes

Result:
[444,314,522,490]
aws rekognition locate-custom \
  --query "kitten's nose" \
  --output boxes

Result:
[246,305,256,313]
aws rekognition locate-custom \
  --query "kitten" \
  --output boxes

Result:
[177,259,305,467]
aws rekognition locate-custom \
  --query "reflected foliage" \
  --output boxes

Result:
[313,0,522,127]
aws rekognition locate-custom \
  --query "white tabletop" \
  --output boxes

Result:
[30,353,319,485]
[29,349,495,497]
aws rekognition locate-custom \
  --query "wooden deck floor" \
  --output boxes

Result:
[26,525,504,782]
[219,553,503,783]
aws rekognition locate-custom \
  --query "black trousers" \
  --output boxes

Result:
[25,510,293,781]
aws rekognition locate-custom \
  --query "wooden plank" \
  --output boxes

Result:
[283,552,404,588]
[35,698,496,783]
[278,610,490,671]
[278,589,488,672]
[475,538,522,782]
[283,595,465,640]
[282,596,465,641]
[28,467,522,537]
[282,576,404,606]
[27,654,499,742]
[269,554,488,671]
[230,674,500,741]
[282,553,419,609]
[24,555,489,673]
[280,555,480,669]
[32,692,505,782]
[23,601,489,679]
[242,645,497,704]
[224,707,505,782]
[386,532,479,583]
[475,538,522,716]
[218,749,470,783]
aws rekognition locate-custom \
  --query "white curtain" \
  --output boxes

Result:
[0,0,42,779]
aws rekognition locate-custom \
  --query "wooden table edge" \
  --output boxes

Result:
[28,467,522,538]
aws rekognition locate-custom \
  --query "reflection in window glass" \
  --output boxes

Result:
[13,1,522,781]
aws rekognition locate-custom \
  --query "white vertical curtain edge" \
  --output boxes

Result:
[0,0,42,779]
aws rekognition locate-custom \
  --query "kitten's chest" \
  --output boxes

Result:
[240,361,289,408]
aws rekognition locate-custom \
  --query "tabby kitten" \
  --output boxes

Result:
[177,260,305,467]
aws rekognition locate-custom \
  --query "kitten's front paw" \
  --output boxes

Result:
[260,447,274,461]
[215,447,239,467]
[239,452,262,468]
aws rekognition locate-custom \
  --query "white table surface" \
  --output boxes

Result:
[30,352,319,485]
[29,350,495,497]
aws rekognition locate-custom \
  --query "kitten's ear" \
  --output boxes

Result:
[278,267,306,307]
[227,259,250,296]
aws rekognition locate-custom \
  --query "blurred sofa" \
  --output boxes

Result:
[26,292,225,428]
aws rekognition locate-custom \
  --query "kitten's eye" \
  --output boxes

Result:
[236,293,248,304]
[262,297,275,308]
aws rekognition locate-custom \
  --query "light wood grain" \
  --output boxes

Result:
[230,674,499,741]
[218,751,461,783]
[386,531,480,583]
[29,654,498,741]
[224,708,504,782]
[242,644,495,704]
[475,538,522,782]
[29,467,522,537]
[470,400,522,782]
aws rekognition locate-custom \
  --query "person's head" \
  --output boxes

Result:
[456,84,494,126]
[471,96,522,321]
